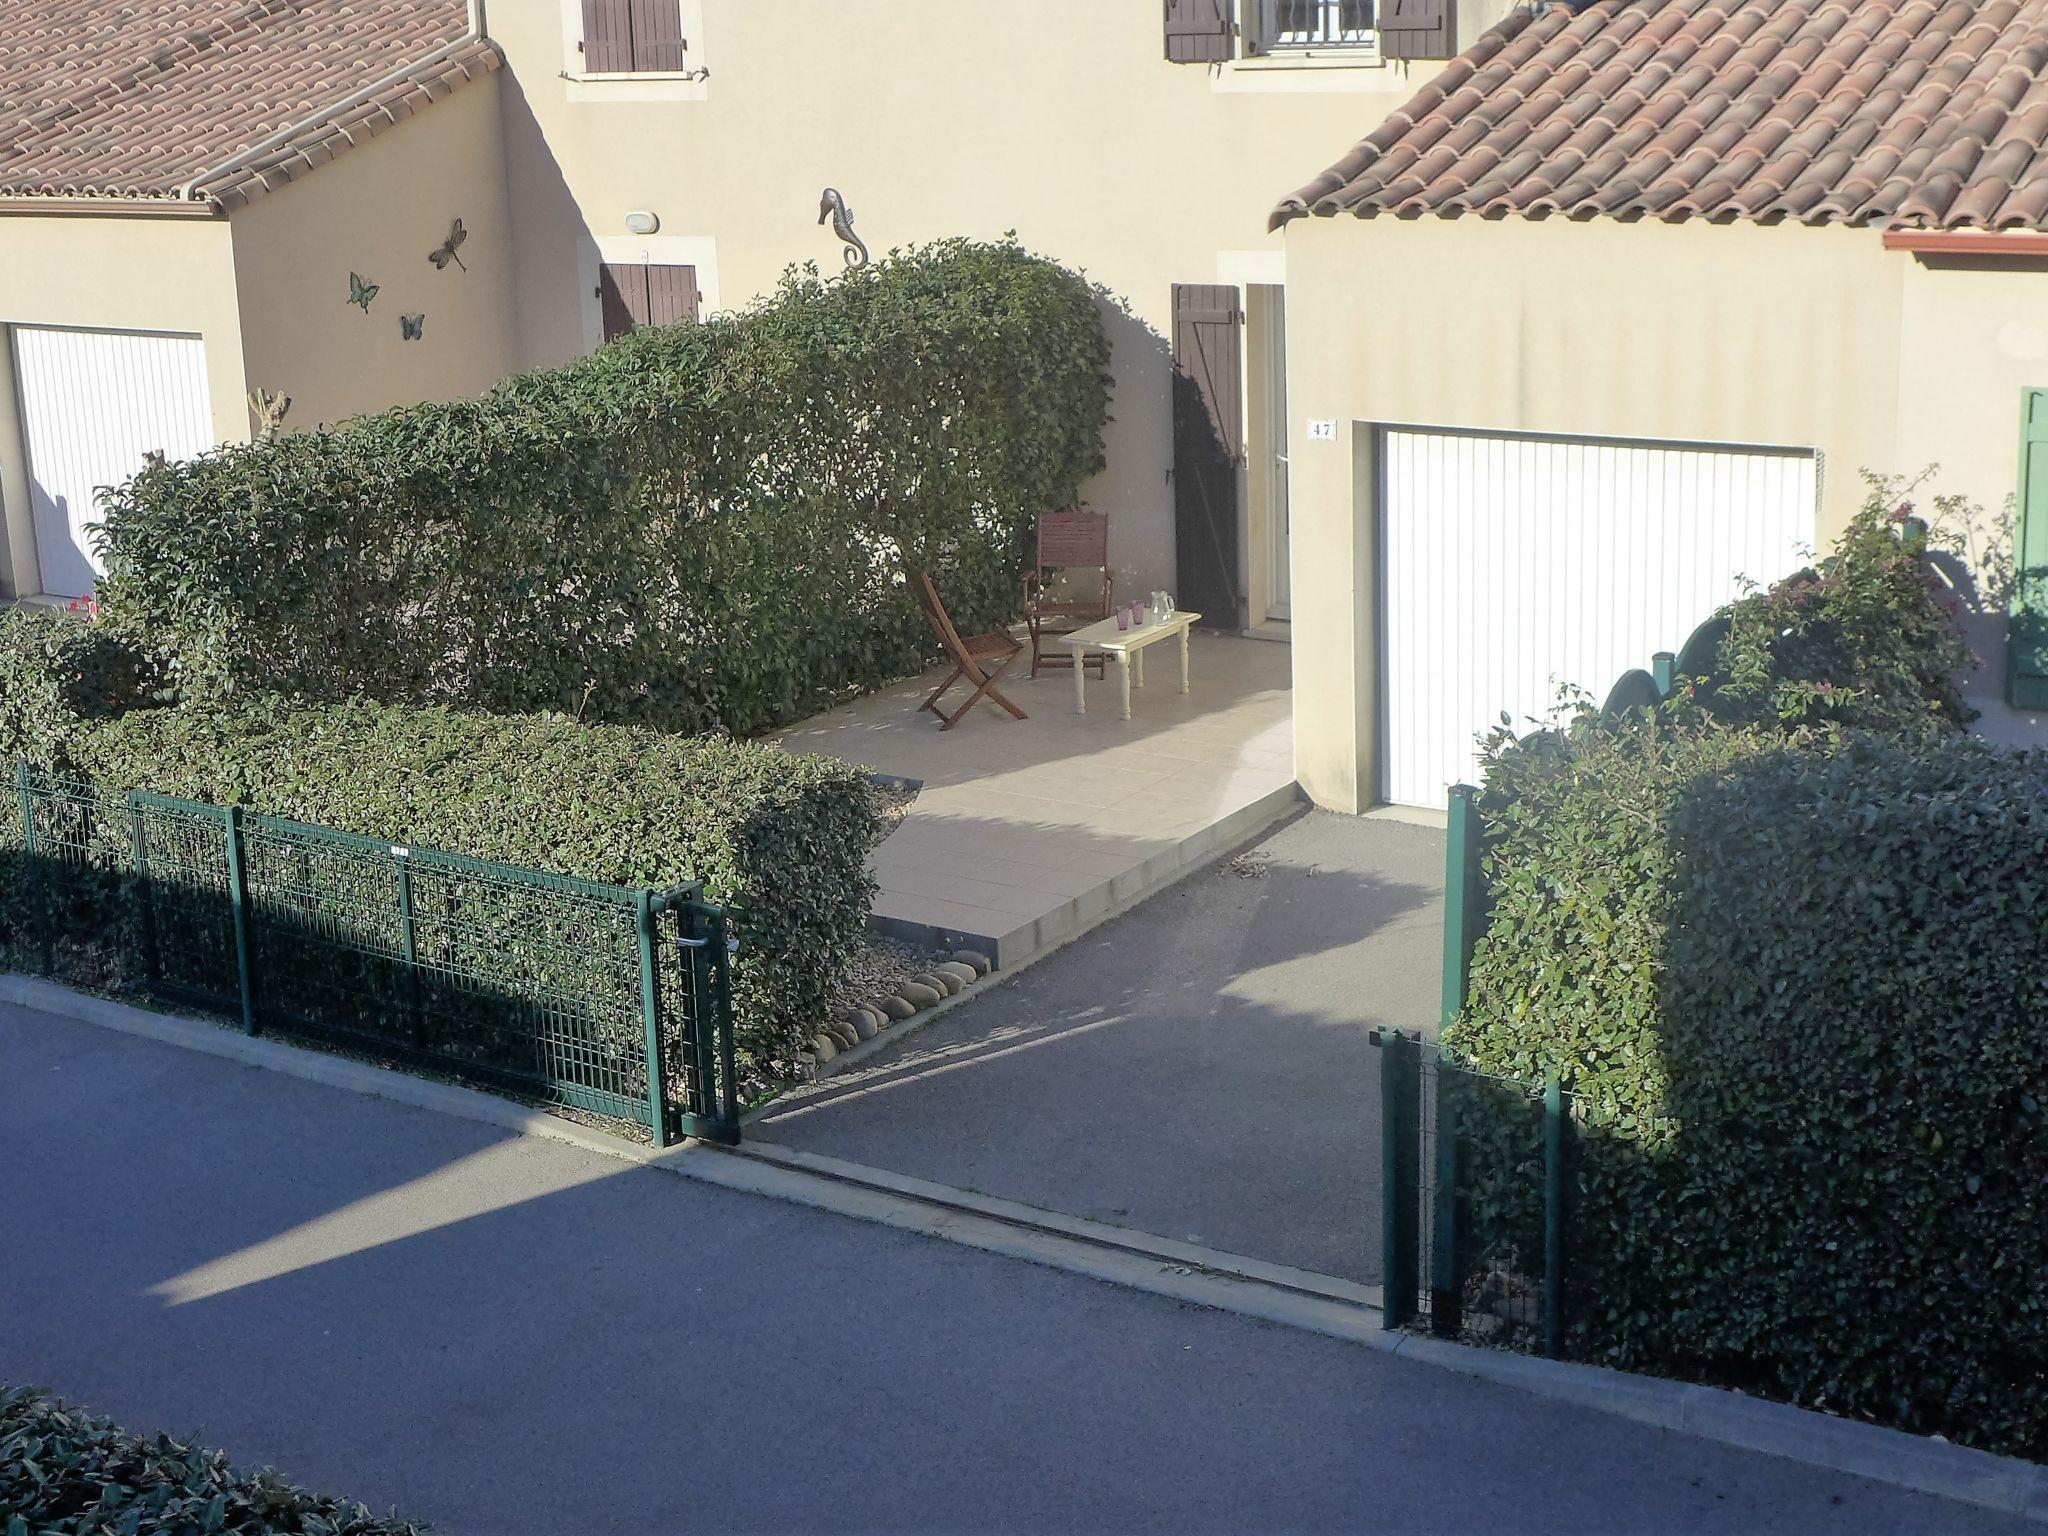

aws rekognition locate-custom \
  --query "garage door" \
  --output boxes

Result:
[1379,427,1818,809]
[13,325,214,599]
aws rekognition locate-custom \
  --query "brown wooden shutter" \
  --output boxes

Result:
[599,262,650,342]
[1378,0,1450,60]
[1171,283,1244,627]
[628,0,687,71]
[646,265,700,326]
[581,0,634,72]
[1165,0,1234,63]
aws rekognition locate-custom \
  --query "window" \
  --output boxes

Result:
[580,0,687,74]
[599,262,699,342]
[1253,0,1377,51]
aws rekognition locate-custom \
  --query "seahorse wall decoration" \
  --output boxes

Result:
[818,187,869,268]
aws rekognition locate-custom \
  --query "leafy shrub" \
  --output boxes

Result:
[0,606,157,771]
[65,698,878,1076]
[93,240,1113,734]
[1450,711,2048,1457]
[0,1383,425,1534]
[1704,475,1977,733]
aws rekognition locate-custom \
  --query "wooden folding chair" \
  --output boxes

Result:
[908,565,1028,730]
[1023,508,1113,678]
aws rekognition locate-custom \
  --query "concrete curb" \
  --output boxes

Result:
[11,972,2046,1523]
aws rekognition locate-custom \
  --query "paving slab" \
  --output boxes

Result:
[0,1005,2025,1536]
[777,632,1295,965]
[752,809,1447,1281]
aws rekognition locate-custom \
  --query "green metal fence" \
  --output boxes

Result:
[1378,1033,1568,1354]
[3,763,740,1147]
[1386,777,1679,1358]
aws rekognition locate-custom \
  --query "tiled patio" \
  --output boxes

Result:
[775,633,1297,968]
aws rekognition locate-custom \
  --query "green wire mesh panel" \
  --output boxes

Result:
[1433,1062,1551,1349]
[7,771,134,990]
[237,817,654,1124]
[130,794,239,1009]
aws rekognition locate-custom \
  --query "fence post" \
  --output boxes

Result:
[1379,1028,1421,1329]
[1543,1074,1566,1358]
[1651,650,1676,697]
[129,797,161,989]
[1429,1071,1462,1336]
[222,806,258,1035]
[708,902,740,1145]
[636,890,673,1150]
[18,762,52,976]
[1441,785,1484,1031]
[394,850,424,1048]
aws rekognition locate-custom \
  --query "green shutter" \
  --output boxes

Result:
[2011,388,2048,708]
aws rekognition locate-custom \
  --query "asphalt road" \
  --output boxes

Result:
[756,809,1447,1280]
[0,1004,2021,1536]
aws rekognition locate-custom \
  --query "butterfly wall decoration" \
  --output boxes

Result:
[400,313,426,341]
[347,271,379,312]
[429,218,467,271]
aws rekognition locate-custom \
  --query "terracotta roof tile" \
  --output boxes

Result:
[0,1,498,210]
[1274,0,2048,231]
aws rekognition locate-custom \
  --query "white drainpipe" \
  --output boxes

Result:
[178,0,486,203]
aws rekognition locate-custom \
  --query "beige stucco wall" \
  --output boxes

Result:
[0,211,246,598]
[229,73,520,433]
[1282,213,2048,812]
[488,0,1514,601]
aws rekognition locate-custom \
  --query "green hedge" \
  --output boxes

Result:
[0,1384,425,1534]
[1700,478,1979,733]
[92,239,1112,735]
[0,606,158,772]
[64,698,878,1077]
[1449,714,2048,1458]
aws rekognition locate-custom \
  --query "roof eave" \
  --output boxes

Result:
[0,194,223,218]
[1882,229,2048,258]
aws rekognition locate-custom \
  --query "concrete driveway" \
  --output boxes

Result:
[0,1005,2020,1536]
[753,810,1446,1282]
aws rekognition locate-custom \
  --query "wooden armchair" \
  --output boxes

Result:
[908,565,1028,730]
[1023,509,1113,678]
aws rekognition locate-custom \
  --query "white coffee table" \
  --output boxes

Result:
[1059,610,1201,719]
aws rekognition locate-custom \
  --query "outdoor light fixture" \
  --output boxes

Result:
[624,210,659,234]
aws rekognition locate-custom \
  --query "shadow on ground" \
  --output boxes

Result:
[1,1005,2023,1536]
[752,810,1448,1281]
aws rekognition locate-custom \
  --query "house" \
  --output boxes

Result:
[0,0,521,602]
[1,0,1516,635]
[1271,0,2048,812]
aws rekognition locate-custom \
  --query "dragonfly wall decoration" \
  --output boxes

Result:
[429,218,468,271]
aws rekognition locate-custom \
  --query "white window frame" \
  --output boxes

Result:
[1247,0,1382,56]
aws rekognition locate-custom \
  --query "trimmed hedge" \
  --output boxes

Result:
[0,605,158,772]
[93,239,1113,734]
[1449,713,2048,1458]
[64,698,878,1077]
[0,1384,425,1534]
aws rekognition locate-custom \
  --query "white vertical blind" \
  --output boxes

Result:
[1379,427,1818,810]
[13,325,214,599]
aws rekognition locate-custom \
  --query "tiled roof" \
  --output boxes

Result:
[0,0,499,211]
[1272,0,2048,232]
